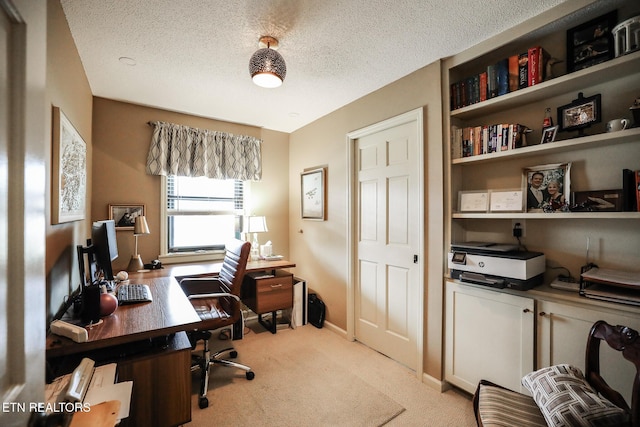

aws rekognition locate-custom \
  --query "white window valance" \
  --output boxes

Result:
[145,121,262,181]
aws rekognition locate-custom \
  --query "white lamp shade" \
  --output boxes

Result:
[244,216,268,233]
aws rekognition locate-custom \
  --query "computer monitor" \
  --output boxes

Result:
[91,219,118,281]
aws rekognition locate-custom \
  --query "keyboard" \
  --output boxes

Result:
[117,283,153,304]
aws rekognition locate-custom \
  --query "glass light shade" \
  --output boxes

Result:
[249,48,286,88]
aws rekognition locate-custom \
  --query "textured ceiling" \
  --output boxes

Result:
[61,0,570,133]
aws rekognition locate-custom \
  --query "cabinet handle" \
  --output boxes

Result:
[270,284,283,288]
[523,308,531,313]
[539,311,547,317]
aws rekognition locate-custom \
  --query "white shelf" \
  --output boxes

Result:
[452,127,640,165]
[450,50,640,121]
[452,212,640,220]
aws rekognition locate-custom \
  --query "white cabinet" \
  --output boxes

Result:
[537,299,640,403]
[445,281,534,394]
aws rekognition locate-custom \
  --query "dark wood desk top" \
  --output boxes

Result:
[46,277,200,358]
[127,258,296,280]
[46,259,295,359]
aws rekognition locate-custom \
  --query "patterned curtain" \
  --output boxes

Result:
[145,121,262,181]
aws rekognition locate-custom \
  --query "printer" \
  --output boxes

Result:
[448,242,545,290]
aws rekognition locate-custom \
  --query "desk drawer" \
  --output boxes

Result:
[256,274,293,313]
[242,271,293,314]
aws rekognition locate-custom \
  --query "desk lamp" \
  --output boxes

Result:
[243,216,268,260]
[127,215,150,272]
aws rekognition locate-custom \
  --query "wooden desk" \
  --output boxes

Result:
[46,259,295,426]
[46,277,200,358]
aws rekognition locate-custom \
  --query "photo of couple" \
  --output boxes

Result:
[525,163,571,212]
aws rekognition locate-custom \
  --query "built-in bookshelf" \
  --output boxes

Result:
[444,0,640,265]
[442,0,640,396]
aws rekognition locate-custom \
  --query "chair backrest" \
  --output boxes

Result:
[217,239,251,313]
[585,320,640,426]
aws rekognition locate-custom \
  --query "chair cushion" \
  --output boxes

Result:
[477,382,547,427]
[191,297,231,321]
[521,364,629,427]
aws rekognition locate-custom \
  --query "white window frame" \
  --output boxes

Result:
[158,175,245,264]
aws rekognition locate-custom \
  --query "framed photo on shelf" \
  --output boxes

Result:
[540,125,559,144]
[557,92,601,134]
[109,204,145,230]
[489,189,524,213]
[51,107,87,224]
[522,163,571,212]
[458,190,489,213]
[301,167,326,220]
[566,11,617,73]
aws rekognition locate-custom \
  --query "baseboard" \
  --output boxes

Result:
[321,320,348,338]
[422,373,449,392]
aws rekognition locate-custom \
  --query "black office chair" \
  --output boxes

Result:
[178,239,254,409]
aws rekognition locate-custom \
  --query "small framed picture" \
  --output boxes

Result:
[540,125,559,144]
[489,189,524,212]
[566,11,617,73]
[523,163,571,212]
[109,204,145,230]
[557,92,601,134]
[301,167,326,220]
[458,190,489,212]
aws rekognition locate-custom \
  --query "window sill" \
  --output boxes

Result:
[158,251,225,265]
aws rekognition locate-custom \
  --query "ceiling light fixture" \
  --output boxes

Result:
[249,36,286,88]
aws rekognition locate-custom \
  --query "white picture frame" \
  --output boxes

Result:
[458,190,489,212]
[301,167,326,220]
[489,189,524,212]
[51,107,87,224]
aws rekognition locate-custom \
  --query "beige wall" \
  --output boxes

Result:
[45,0,94,322]
[288,62,444,380]
[91,98,291,272]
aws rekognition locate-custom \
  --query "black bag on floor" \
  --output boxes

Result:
[307,293,325,329]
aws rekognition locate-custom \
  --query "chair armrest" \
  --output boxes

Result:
[187,292,240,301]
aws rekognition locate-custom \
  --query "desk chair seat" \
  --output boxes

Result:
[179,239,254,409]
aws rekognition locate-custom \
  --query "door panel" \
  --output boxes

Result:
[354,115,421,370]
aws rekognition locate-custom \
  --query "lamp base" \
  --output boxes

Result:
[127,255,144,272]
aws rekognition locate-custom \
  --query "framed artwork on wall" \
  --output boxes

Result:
[109,204,145,230]
[301,167,326,220]
[51,107,87,224]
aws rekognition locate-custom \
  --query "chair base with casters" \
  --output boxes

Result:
[189,328,255,409]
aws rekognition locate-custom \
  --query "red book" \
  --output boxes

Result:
[528,47,540,86]
[528,46,549,86]
[479,72,487,102]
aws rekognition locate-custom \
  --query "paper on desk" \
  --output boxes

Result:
[581,267,640,287]
[85,381,132,421]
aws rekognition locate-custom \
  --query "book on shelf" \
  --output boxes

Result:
[479,72,487,102]
[636,170,640,212]
[518,52,528,89]
[453,123,529,158]
[496,58,509,97]
[527,46,550,86]
[508,55,519,92]
[622,169,638,211]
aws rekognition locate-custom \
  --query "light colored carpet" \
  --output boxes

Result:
[188,321,476,426]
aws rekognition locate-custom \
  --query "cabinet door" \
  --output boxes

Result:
[445,281,534,393]
[537,300,640,404]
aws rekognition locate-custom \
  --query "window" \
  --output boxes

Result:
[161,175,244,258]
